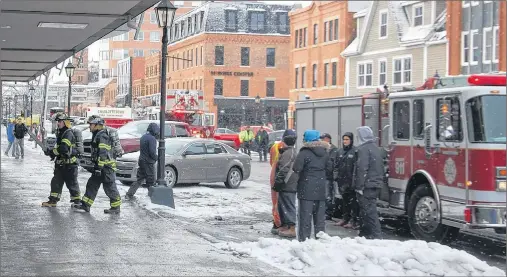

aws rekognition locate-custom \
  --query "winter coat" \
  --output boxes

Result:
[354,127,384,191]
[52,127,78,164]
[292,140,330,201]
[14,123,27,139]
[326,143,338,181]
[255,129,269,147]
[273,146,298,193]
[139,123,159,164]
[269,141,283,187]
[334,132,357,191]
[7,123,15,143]
[239,129,254,143]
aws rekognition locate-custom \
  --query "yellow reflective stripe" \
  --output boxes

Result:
[98,159,116,167]
[111,200,122,208]
[50,192,60,198]
[70,195,81,200]
[82,196,94,206]
[98,143,111,150]
[61,138,71,146]
[53,148,59,155]
[64,156,77,164]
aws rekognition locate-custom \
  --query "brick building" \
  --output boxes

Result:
[71,48,89,85]
[134,1,294,130]
[446,0,506,75]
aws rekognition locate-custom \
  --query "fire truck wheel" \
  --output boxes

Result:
[225,167,242,189]
[407,185,459,244]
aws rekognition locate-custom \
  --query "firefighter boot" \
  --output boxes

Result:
[70,199,81,205]
[278,225,296,238]
[72,203,90,213]
[41,200,58,207]
[104,207,120,214]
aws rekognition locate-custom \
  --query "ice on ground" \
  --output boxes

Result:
[117,180,271,221]
[216,232,506,277]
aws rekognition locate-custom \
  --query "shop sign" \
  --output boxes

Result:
[210,71,254,77]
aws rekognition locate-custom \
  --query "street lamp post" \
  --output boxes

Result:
[154,0,177,192]
[65,61,76,115]
[29,86,35,126]
[254,95,261,125]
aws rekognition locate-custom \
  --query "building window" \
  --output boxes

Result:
[331,62,337,86]
[294,30,298,48]
[295,68,299,89]
[183,51,186,69]
[333,19,339,41]
[150,32,160,42]
[324,63,329,86]
[277,13,288,33]
[240,80,249,96]
[358,62,373,87]
[112,49,128,60]
[266,48,275,67]
[195,47,199,67]
[241,47,250,66]
[312,64,317,87]
[150,11,157,24]
[201,46,204,65]
[301,66,306,88]
[324,19,338,42]
[176,53,179,70]
[413,4,423,27]
[471,29,479,64]
[379,11,388,38]
[215,46,224,65]
[134,31,144,41]
[313,24,318,44]
[378,59,387,85]
[493,26,499,62]
[483,28,493,64]
[249,12,265,32]
[100,51,110,61]
[393,56,411,85]
[190,49,193,67]
[393,101,410,140]
[199,79,202,90]
[324,22,328,42]
[134,49,144,57]
[303,27,307,47]
[225,10,237,31]
[413,99,424,139]
[266,81,275,97]
[461,32,470,65]
[298,28,303,48]
[187,17,192,34]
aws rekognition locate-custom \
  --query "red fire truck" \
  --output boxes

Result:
[295,74,506,243]
[144,90,215,138]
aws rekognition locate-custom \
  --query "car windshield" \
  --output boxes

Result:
[165,140,188,155]
[174,124,190,137]
[466,95,506,143]
[118,122,173,137]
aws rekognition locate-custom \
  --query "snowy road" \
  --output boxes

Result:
[1,133,505,276]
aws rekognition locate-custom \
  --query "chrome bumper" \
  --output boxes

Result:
[465,204,506,229]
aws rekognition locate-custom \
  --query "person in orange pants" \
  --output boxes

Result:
[269,140,283,234]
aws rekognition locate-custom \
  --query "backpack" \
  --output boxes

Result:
[63,128,84,156]
[105,126,124,158]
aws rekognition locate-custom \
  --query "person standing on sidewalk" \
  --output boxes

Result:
[42,113,82,207]
[354,126,383,239]
[293,130,330,241]
[269,139,284,234]
[73,116,121,214]
[273,130,298,238]
[255,126,269,162]
[126,123,159,199]
[4,120,16,157]
[13,117,28,159]
[320,133,338,220]
[334,132,359,229]
[239,126,254,156]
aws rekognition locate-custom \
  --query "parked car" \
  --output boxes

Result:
[70,116,85,125]
[116,138,251,188]
[79,120,191,172]
[213,128,240,150]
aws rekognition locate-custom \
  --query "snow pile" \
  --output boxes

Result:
[217,232,506,276]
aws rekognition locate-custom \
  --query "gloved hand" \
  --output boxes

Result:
[93,169,102,177]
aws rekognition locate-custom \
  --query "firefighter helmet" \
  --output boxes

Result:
[87,115,105,125]
[54,112,70,121]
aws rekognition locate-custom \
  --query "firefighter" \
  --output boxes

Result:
[73,116,121,214]
[42,112,81,207]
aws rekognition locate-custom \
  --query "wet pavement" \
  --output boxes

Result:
[0,137,285,276]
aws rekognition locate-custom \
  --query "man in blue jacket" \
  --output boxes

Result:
[4,120,16,157]
[126,122,159,199]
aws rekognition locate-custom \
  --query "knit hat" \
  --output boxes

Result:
[303,129,320,142]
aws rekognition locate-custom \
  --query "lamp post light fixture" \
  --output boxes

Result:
[152,0,177,206]
[65,60,76,115]
[29,86,35,126]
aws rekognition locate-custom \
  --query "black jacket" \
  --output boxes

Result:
[14,123,27,139]
[354,127,384,191]
[139,123,159,164]
[292,140,330,201]
[273,146,298,192]
[255,129,269,147]
[334,132,357,191]
[52,127,77,164]
[326,143,338,181]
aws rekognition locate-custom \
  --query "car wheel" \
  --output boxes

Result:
[225,167,242,189]
[165,166,177,188]
[120,181,133,186]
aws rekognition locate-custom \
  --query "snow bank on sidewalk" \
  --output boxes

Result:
[217,232,506,276]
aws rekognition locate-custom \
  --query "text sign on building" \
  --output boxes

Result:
[87,107,132,118]
[210,71,254,77]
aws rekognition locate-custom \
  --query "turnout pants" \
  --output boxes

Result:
[342,189,359,223]
[357,188,382,239]
[127,162,156,196]
[49,164,81,202]
[278,192,296,227]
[81,167,121,209]
[297,199,326,242]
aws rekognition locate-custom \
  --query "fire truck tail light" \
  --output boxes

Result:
[467,75,507,86]
[496,167,506,178]
[496,181,506,192]
[464,208,472,223]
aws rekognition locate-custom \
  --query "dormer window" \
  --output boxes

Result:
[249,11,266,32]
[225,10,237,31]
[188,17,192,34]
[412,4,423,27]
[277,12,289,33]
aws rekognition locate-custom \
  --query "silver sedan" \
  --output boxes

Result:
[116,138,251,189]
